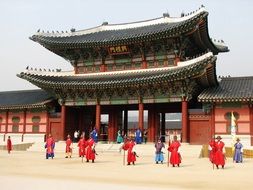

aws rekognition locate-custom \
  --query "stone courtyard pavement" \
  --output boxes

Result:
[0,146,252,190]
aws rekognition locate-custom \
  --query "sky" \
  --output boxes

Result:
[0,0,253,91]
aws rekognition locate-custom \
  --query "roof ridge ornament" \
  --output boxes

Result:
[163,13,170,18]
[102,21,108,26]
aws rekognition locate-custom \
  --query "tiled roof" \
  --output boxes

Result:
[0,89,54,110]
[30,7,228,53]
[17,53,217,90]
[198,76,253,102]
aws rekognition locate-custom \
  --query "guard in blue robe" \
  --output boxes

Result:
[233,138,243,163]
[91,128,98,143]
[135,129,142,144]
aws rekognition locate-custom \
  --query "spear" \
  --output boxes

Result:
[123,149,126,166]
[167,139,171,167]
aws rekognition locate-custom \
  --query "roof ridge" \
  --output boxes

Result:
[0,89,45,94]
[221,76,253,80]
[32,6,207,38]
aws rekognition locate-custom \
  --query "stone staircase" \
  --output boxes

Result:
[0,142,34,151]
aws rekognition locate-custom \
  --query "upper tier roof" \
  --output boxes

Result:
[198,76,253,102]
[17,52,217,90]
[0,89,54,110]
[30,7,228,54]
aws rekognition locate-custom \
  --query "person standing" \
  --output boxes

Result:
[233,138,243,163]
[214,136,226,169]
[168,136,181,167]
[78,134,86,158]
[45,134,55,159]
[65,134,73,158]
[91,128,98,143]
[208,137,216,164]
[122,138,137,165]
[116,130,123,144]
[7,136,12,154]
[85,134,96,163]
[135,128,142,144]
[155,138,165,164]
[74,130,78,143]
[143,129,148,144]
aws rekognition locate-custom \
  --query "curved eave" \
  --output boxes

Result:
[30,11,208,49]
[198,97,253,103]
[196,17,229,54]
[17,53,217,90]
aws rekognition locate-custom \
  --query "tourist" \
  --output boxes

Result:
[122,138,137,165]
[208,137,216,163]
[135,128,142,144]
[116,130,123,144]
[45,134,55,159]
[155,138,165,164]
[65,134,73,158]
[91,127,98,143]
[74,130,79,143]
[85,134,96,163]
[143,129,148,144]
[233,138,243,163]
[168,135,181,167]
[78,134,86,158]
[6,136,12,154]
[214,136,226,169]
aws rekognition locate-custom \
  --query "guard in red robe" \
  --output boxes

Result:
[85,136,96,163]
[168,136,181,167]
[78,134,86,157]
[7,136,12,154]
[214,136,226,169]
[122,138,137,165]
[45,134,55,159]
[65,134,73,158]
[208,138,216,163]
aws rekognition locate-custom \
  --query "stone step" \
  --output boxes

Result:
[0,143,34,151]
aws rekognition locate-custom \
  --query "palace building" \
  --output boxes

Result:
[1,6,251,146]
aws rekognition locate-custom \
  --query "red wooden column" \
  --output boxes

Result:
[95,101,101,136]
[181,98,188,142]
[22,110,27,142]
[108,111,118,142]
[141,54,147,69]
[138,100,144,132]
[210,104,215,139]
[61,105,66,140]
[148,107,156,142]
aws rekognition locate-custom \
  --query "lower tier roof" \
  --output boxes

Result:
[17,52,217,90]
[0,89,53,110]
[198,76,253,102]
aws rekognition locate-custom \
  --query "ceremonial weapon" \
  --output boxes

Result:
[123,149,125,166]
[167,149,170,167]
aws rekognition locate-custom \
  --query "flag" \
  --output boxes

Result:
[231,112,236,146]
